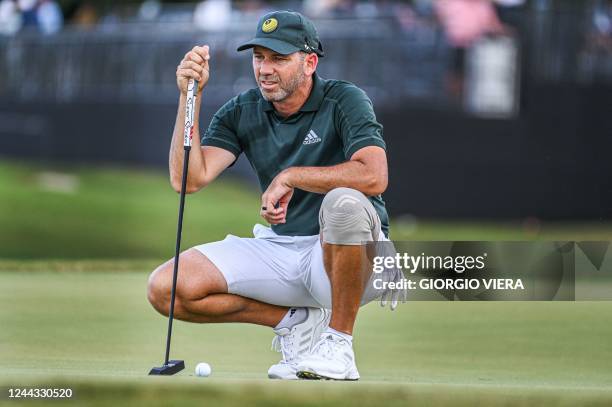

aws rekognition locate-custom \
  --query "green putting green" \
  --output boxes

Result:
[2,161,612,404]
[1,266,611,406]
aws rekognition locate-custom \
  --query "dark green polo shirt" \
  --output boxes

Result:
[201,74,390,237]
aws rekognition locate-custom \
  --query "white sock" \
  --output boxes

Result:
[325,327,353,343]
[275,307,308,330]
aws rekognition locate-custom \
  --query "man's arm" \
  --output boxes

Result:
[260,146,387,224]
[284,146,387,196]
[170,45,236,194]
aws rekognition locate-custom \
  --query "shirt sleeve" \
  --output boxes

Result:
[334,85,386,159]
[201,99,242,158]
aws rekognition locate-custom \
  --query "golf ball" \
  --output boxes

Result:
[195,362,212,377]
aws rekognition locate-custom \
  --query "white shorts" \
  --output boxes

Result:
[194,224,387,309]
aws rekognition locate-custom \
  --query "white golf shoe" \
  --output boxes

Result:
[267,308,331,380]
[296,332,360,381]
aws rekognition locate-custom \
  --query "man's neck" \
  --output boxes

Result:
[273,76,314,118]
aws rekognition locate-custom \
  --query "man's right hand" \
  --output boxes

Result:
[176,45,210,94]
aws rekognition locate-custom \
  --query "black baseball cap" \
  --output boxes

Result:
[237,10,324,57]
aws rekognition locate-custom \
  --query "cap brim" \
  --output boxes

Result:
[237,38,301,55]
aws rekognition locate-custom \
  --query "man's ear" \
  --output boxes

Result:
[305,53,318,75]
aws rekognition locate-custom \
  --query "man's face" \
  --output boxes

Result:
[252,46,307,102]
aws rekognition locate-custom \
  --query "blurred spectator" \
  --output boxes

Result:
[18,0,37,28]
[592,0,612,46]
[138,0,161,22]
[0,0,22,36]
[434,0,507,100]
[434,0,505,47]
[71,1,98,28]
[17,0,38,27]
[234,0,268,15]
[581,0,612,81]
[394,2,418,31]
[0,0,62,35]
[194,0,231,31]
[37,0,63,35]
[303,0,355,18]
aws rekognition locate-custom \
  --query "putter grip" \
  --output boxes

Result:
[183,79,198,148]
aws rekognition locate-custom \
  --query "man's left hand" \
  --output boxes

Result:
[261,169,294,225]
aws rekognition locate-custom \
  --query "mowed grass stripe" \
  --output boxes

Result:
[1,160,612,260]
[1,379,612,407]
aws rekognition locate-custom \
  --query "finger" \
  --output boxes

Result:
[193,45,210,62]
[264,200,283,215]
[261,203,285,219]
[180,61,203,73]
[261,198,271,215]
[267,214,286,223]
[177,68,202,81]
[263,207,284,217]
[261,213,285,224]
[278,201,290,212]
[268,218,286,225]
[269,206,284,216]
[380,284,390,307]
[187,51,204,64]
[390,289,399,310]
[177,69,202,82]
[264,208,285,219]
[393,269,407,303]
[260,202,275,218]
[264,197,276,216]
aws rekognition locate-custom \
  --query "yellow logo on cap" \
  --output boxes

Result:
[262,18,278,33]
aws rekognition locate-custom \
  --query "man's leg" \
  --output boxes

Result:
[323,244,369,335]
[297,187,380,380]
[148,241,332,380]
[320,188,380,334]
[147,248,287,327]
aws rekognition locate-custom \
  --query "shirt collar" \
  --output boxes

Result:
[299,73,325,112]
[260,74,325,113]
[261,97,274,112]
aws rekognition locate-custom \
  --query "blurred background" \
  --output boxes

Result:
[1,0,611,259]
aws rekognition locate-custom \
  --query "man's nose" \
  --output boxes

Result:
[259,59,274,75]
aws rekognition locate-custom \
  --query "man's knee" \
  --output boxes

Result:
[147,249,227,316]
[319,187,380,245]
[147,261,174,316]
[146,256,195,316]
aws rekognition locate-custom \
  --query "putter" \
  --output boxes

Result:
[149,78,198,376]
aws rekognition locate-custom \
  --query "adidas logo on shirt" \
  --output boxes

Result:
[302,130,322,145]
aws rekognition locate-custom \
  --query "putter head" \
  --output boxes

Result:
[149,360,185,375]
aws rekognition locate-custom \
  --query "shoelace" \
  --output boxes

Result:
[312,335,347,361]
[271,329,297,363]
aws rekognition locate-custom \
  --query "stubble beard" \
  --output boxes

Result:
[258,68,306,102]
